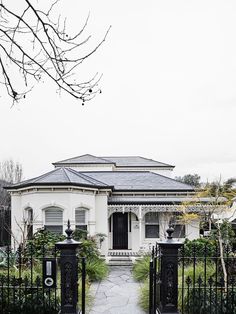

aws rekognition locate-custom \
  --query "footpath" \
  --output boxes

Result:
[89,266,146,314]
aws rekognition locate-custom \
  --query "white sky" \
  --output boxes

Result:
[0,0,236,182]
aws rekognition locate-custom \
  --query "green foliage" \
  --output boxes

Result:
[183,238,217,260]
[73,228,88,241]
[138,278,149,312]
[82,258,108,282]
[209,220,236,246]
[25,228,65,257]
[0,273,59,313]
[76,236,108,282]
[0,249,18,268]
[132,255,150,282]
[182,288,236,314]
[179,262,215,283]
[78,238,100,260]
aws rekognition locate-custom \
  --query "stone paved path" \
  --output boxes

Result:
[89,266,146,314]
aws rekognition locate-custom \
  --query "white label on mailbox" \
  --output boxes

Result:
[46,261,52,276]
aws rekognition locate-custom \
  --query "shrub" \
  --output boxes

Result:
[132,255,150,282]
[78,238,100,260]
[25,229,65,257]
[182,288,236,314]
[81,258,108,282]
[183,238,217,260]
[178,261,216,308]
[138,278,149,312]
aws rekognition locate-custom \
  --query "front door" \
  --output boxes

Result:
[113,213,128,249]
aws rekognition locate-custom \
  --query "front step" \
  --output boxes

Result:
[108,256,133,266]
[108,260,133,266]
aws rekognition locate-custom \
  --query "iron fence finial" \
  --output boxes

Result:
[65,219,73,239]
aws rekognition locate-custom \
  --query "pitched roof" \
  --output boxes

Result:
[6,168,110,189]
[6,168,193,192]
[53,154,114,165]
[100,156,174,168]
[53,154,174,168]
[83,171,193,191]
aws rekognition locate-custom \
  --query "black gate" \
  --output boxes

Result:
[0,223,86,314]
[149,226,236,314]
[113,213,128,249]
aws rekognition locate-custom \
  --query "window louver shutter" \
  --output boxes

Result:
[75,209,86,225]
[45,208,63,225]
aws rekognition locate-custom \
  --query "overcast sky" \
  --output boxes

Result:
[0,0,236,182]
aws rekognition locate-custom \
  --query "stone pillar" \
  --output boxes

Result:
[56,220,81,314]
[157,225,184,314]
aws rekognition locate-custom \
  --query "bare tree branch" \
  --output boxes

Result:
[0,0,111,105]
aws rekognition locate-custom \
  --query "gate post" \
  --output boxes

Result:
[157,225,184,314]
[56,220,81,314]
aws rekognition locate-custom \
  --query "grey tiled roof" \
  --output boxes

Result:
[82,171,193,191]
[101,156,174,168]
[6,168,193,192]
[7,168,110,189]
[53,154,114,165]
[53,154,174,168]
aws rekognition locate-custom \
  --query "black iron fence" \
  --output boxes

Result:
[0,222,86,314]
[149,228,236,314]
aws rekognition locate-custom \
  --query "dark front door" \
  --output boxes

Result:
[113,213,128,249]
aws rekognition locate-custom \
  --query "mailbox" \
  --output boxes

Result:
[43,258,57,288]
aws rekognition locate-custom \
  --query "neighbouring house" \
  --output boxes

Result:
[5,154,227,257]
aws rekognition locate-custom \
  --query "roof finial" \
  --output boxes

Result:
[65,219,73,240]
[166,223,174,239]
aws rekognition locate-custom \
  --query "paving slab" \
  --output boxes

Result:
[89,266,146,314]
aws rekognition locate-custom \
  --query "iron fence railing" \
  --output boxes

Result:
[149,242,236,314]
[0,243,86,314]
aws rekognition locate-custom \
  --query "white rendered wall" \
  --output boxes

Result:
[186,220,200,240]
[10,188,105,250]
[94,193,109,255]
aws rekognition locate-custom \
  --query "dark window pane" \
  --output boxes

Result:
[145,225,159,238]
[45,225,63,234]
[76,225,87,231]
[27,224,33,240]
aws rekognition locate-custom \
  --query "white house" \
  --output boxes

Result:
[7,154,211,256]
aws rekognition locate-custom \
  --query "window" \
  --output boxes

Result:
[44,207,63,234]
[145,212,159,238]
[75,208,87,231]
[26,208,33,239]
